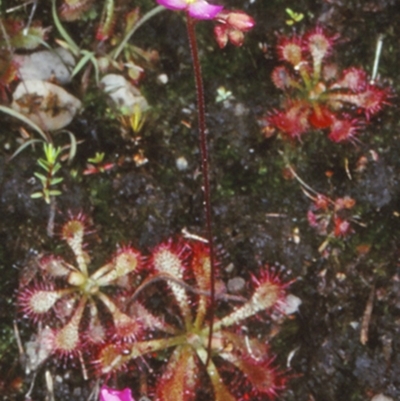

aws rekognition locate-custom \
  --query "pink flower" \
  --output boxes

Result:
[157,0,223,20]
[214,10,255,48]
[100,385,135,401]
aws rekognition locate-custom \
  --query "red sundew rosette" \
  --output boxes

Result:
[59,0,95,21]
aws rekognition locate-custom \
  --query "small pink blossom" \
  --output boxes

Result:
[157,0,223,20]
[214,10,255,48]
[100,385,135,401]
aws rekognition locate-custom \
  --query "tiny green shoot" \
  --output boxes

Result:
[285,8,304,25]
[31,143,64,204]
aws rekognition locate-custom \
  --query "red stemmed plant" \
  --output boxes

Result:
[305,192,357,253]
[96,238,288,401]
[264,26,389,142]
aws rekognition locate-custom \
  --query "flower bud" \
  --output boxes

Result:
[225,11,255,31]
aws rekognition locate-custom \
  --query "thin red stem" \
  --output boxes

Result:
[186,15,215,366]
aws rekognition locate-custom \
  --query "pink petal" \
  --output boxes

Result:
[157,0,187,11]
[100,386,135,401]
[188,1,223,19]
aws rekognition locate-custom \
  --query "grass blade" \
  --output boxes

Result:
[0,105,48,141]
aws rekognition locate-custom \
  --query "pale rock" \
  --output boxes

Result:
[12,80,82,131]
[100,74,148,114]
[14,48,75,84]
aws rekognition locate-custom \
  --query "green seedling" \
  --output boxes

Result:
[285,8,304,26]
[31,143,64,204]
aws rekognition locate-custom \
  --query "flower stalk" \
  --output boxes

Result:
[185,13,216,366]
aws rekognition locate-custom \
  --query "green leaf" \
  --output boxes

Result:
[88,152,105,164]
[31,192,44,199]
[51,0,80,56]
[50,177,64,185]
[8,139,44,161]
[44,143,62,162]
[71,51,95,78]
[34,172,47,182]
[37,159,50,171]
[56,130,78,162]
[0,106,48,141]
[49,190,62,196]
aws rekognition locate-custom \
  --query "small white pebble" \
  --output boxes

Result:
[176,156,188,171]
[371,394,393,401]
[282,294,302,315]
[350,321,359,330]
[157,73,168,85]
[227,277,246,294]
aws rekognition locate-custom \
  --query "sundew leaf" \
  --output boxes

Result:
[10,26,50,50]
[156,346,199,401]
[71,51,95,79]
